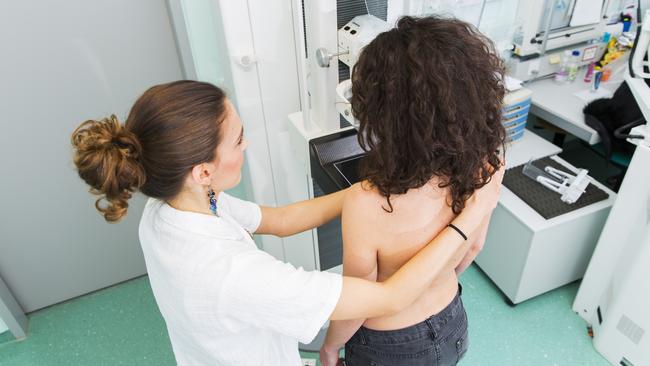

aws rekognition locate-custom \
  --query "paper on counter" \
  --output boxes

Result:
[573,87,613,102]
[505,75,523,91]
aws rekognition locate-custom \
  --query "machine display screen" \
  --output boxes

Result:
[334,155,363,186]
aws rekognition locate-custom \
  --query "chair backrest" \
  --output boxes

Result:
[583,81,643,161]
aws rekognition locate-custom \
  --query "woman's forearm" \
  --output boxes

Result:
[456,213,492,275]
[257,188,348,237]
[324,319,365,349]
[381,224,475,313]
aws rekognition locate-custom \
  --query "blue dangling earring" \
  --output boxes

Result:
[208,188,217,216]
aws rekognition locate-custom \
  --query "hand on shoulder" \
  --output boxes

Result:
[457,163,505,228]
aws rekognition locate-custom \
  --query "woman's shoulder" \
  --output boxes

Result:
[345,181,384,209]
[345,179,453,223]
[342,181,397,229]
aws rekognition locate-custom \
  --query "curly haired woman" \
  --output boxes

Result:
[321,16,506,366]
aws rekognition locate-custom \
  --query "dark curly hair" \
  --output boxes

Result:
[351,15,506,214]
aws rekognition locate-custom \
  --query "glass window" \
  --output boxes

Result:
[404,0,520,54]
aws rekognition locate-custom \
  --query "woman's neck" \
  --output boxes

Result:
[167,188,220,216]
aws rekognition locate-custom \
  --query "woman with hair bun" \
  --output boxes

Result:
[71,79,503,365]
[321,16,506,366]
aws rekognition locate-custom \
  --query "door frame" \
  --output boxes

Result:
[0,275,28,339]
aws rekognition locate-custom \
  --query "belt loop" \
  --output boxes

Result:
[425,317,437,340]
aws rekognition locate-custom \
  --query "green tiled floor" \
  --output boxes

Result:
[0,332,12,346]
[0,264,608,366]
[459,266,608,366]
[0,278,174,366]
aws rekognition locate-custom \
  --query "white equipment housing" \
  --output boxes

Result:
[337,14,391,69]
[573,10,650,366]
[336,79,356,127]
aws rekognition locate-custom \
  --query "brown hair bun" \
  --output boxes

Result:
[71,115,145,222]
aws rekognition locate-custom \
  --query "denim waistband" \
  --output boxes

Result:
[350,284,465,345]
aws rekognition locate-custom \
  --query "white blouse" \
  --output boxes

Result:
[138,192,342,365]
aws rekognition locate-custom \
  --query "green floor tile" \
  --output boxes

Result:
[0,277,174,366]
[0,332,14,345]
[457,265,608,366]
[0,265,609,366]
[300,265,609,366]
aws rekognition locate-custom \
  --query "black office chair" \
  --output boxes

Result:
[585,115,643,190]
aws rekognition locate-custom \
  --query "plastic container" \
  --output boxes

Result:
[567,50,580,82]
[522,160,548,182]
[602,32,611,43]
[502,88,532,144]
[554,50,572,84]
[622,14,632,32]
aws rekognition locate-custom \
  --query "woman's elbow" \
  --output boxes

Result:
[379,284,410,316]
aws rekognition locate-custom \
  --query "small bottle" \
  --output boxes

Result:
[584,62,596,82]
[591,66,603,93]
[554,50,572,84]
[567,50,580,82]
[601,66,612,81]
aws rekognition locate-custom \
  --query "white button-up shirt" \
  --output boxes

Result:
[138,193,342,365]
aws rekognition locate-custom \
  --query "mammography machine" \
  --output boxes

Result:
[572,9,650,366]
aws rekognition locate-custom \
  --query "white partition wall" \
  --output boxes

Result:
[0,1,183,312]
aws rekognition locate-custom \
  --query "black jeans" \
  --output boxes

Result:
[344,285,468,366]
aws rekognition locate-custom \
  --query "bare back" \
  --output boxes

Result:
[342,180,477,331]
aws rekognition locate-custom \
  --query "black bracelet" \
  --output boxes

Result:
[447,223,468,241]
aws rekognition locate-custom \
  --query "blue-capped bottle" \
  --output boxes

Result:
[567,50,581,83]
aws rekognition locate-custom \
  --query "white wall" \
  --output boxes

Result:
[0,1,183,312]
